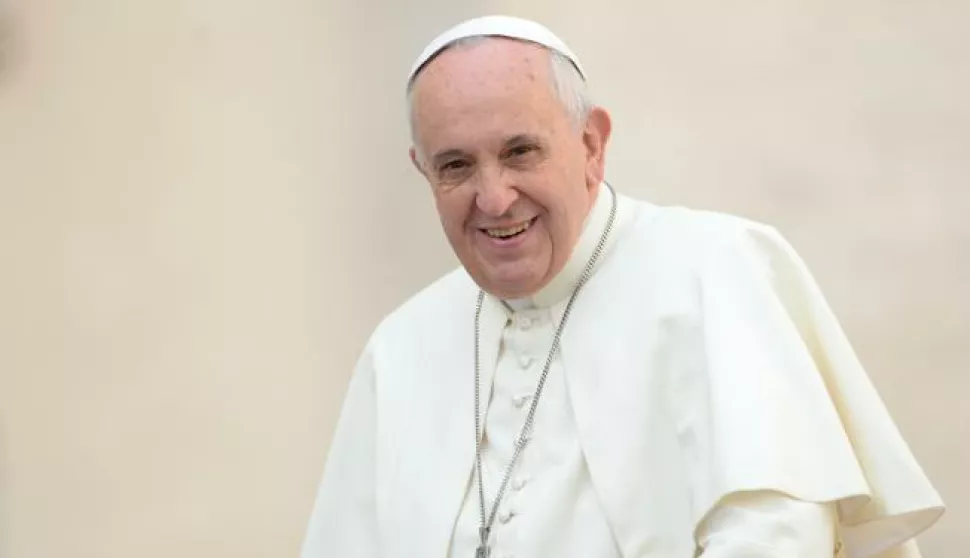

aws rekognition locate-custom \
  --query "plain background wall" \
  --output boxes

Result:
[0,1,965,556]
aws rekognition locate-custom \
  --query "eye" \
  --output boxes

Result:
[435,159,474,186]
[438,158,473,176]
[507,144,537,158]
[440,160,468,172]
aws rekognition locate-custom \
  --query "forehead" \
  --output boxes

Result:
[416,36,551,89]
[410,38,565,149]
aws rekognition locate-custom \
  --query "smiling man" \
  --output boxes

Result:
[300,15,944,558]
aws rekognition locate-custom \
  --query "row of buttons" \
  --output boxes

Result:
[497,475,530,524]
[514,339,536,408]
[493,310,541,552]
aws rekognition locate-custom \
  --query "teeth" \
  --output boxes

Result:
[486,220,531,238]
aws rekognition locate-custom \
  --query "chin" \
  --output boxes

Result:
[477,273,542,300]
[463,254,550,299]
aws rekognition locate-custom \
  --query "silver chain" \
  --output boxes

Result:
[472,182,618,555]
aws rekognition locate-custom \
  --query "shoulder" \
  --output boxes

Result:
[366,265,478,349]
[621,195,798,270]
[642,199,785,249]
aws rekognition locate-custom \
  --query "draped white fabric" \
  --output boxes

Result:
[301,186,944,557]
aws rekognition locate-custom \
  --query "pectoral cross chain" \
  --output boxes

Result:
[475,526,490,558]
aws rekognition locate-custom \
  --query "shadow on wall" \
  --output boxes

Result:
[0,1,16,546]
[0,433,9,558]
[0,3,20,88]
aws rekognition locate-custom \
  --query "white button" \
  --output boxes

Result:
[512,477,529,491]
[512,394,531,408]
[499,509,516,524]
[517,355,534,368]
[518,317,532,330]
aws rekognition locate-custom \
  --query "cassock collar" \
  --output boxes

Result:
[502,182,621,312]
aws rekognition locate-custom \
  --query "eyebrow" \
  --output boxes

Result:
[430,134,544,167]
[503,134,543,148]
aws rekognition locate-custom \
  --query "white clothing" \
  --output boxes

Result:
[301,184,944,558]
[449,185,836,557]
[449,293,625,558]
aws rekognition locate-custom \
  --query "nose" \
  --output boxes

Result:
[475,166,519,217]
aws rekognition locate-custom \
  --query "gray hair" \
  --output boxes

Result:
[406,36,593,144]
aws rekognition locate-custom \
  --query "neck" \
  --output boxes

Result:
[503,182,618,311]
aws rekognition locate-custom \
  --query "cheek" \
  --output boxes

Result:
[434,191,473,236]
[537,184,589,251]
[533,180,579,229]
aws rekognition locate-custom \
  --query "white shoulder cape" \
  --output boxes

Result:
[301,197,944,558]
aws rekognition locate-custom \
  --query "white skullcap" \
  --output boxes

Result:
[406,15,586,90]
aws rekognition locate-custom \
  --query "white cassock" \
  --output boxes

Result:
[300,183,944,558]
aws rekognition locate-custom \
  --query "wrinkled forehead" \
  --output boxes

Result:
[409,36,553,93]
[410,38,553,105]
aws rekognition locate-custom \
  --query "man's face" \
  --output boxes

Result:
[408,38,611,299]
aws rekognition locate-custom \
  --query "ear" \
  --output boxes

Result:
[582,106,612,188]
[409,146,427,178]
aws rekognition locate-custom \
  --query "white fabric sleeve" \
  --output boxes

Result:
[682,220,943,557]
[696,490,837,557]
[299,343,379,558]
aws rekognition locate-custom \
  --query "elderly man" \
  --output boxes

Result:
[301,15,944,558]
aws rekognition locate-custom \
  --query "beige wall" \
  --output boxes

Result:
[0,1,965,556]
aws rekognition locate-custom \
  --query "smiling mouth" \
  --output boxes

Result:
[482,217,537,239]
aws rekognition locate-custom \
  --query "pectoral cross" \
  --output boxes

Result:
[476,526,490,558]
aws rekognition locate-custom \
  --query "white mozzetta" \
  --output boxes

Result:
[301,184,944,558]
